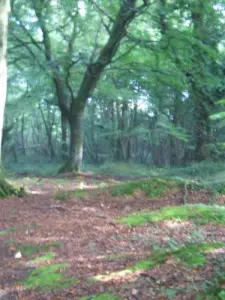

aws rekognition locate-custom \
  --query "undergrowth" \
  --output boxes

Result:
[110,178,179,198]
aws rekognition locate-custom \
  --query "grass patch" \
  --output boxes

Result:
[81,293,119,300]
[20,263,77,290]
[110,178,179,198]
[72,189,88,198]
[14,241,63,257]
[119,204,225,226]
[55,190,72,201]
[91,243,225,282]
[0,230,7,236]
[55,189,88,201]
[28,252,56,265]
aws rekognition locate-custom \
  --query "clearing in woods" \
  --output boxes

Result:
[1,175,225,299]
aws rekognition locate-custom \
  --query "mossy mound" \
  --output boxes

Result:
[0,179,25,198]
[110,178,179,198]
[119,204,225,226]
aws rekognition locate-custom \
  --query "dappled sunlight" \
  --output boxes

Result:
[92,269,142,283]
[163,220,192,229]
[207,247,225,254]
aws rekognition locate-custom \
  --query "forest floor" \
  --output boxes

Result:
[1,175,225,299]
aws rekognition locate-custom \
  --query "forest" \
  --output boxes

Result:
[2,0,225,299]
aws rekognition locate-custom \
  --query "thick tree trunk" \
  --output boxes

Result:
[69,110,84,172]
[59,107,84,173]
[0,0,25,197]
[0,0,9,159]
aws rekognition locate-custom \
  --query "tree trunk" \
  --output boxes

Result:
[61,113,68,159]
[59,108,84,172]
[0,0,9,159]
[194,99,210,161]
[0,0,24,197]
[20,114,26,155]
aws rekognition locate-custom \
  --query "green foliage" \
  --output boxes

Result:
[110,178,179,198]
[20,264,77,290]
[119,204,225,226]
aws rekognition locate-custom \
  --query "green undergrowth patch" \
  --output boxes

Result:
[20,263,77,290]
[55,189,89,201]
[11,241,63,257]
[0,178,25,198]
[55,190,72,201]
[91,243,225,282]
[81,293,119,300]
[110,178,180,198]
[196,273,225,299]
[119,204,225,226]
[27,252,56,265]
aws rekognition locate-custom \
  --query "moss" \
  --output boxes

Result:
[20,264,77,290]
[91,243,225,282]
[118,204,225,226]
[196,274,225,299]
[28,252,56,265]
[0,178,25,198]
[80,293,119,300]
[110,178,180,198]
[55,190,72,201]
[14,241,63,257]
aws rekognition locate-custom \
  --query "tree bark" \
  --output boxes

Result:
[61,113,68,159]
[0,0,10,160]
[0,0,25,197]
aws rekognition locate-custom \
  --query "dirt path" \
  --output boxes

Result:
[0,177,225,299]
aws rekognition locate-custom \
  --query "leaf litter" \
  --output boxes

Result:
[1,176,225,299]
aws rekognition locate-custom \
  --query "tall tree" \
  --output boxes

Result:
[0,0,10,157]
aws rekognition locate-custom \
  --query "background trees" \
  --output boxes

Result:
[4,0,225,172]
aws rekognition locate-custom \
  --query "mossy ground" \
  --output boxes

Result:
[119,204,225,226]
[27,252,56,265]
[81,293,119,300]
[3,167,225,299]
[10,241,63,257]
[110,178,180,198]
[91,242,225,282]
[195,273,225,299]
[20,264,77,290]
